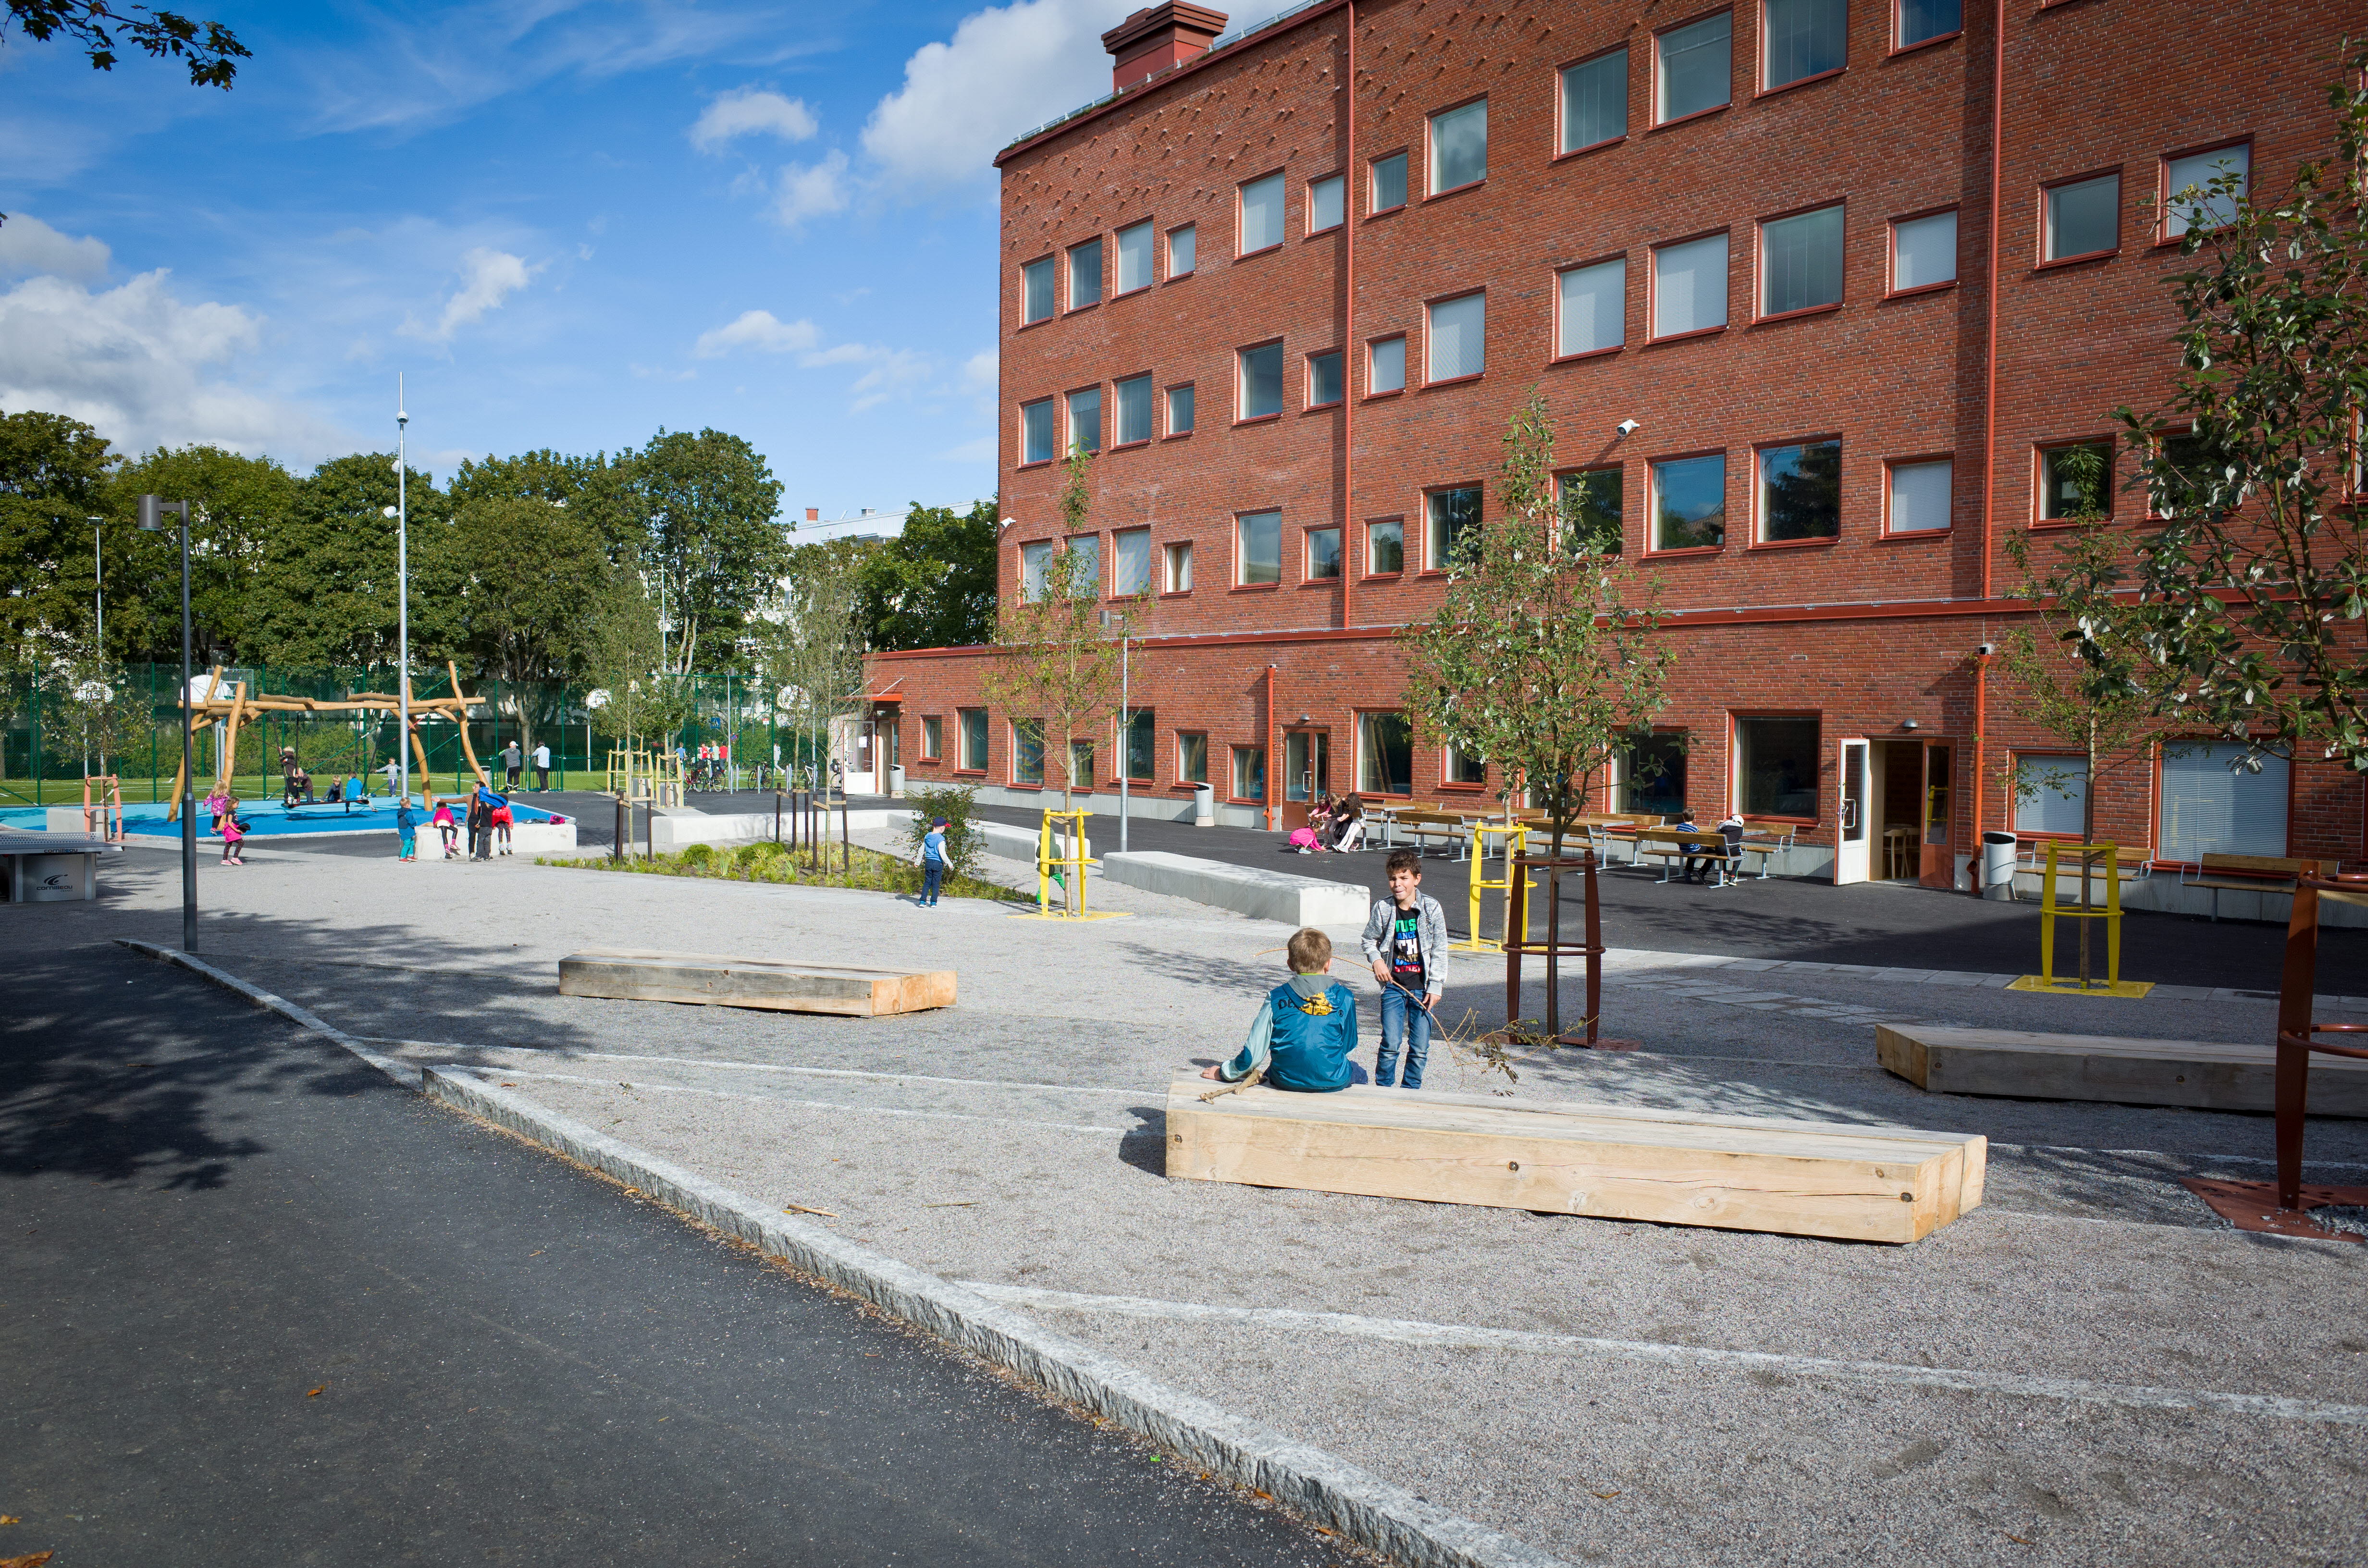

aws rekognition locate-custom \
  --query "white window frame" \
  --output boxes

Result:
[1424,292,1486,383]
[1067,236,1103,309]
[1427,98,1488,194]
[1020,256,1055,324]
[1556,257,1626,357]
[1651,232,1729,338]
[1308,174,1345,233]
[1889,208,1958,293]
[1368,335,1406,394]
[1558,46,1628,154]
[1655,11,1733,125]
[1238,173,1286,255]
[1115,220,1154,293]
[1168,223,1196,277]
[1163,539,1194,593]
[1113,373,1153,445]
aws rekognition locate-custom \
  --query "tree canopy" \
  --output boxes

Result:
[2,0,247,88]
[856,499,998,651]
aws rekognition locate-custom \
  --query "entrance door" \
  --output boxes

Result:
[1280,731,1329,830]
[1920,741,1955,889]
[1833,737,1871,884]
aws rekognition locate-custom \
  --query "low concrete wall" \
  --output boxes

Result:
[510,820,576,853]
[977,819,1090,863]
[649,808,915,851]
[924,781,1269,831]
[1100,850,1370,926]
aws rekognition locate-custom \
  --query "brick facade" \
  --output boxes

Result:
[866,0,2366,879]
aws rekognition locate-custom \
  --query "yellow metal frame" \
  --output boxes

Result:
[1451,823,1535,953]
[605,748,683,807]
[1010,808,1130,920]
[2014,840,2153,998]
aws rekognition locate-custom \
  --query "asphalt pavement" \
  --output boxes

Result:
[0,942,1349,1568]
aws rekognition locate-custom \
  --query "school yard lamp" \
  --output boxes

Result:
[138,493,197,953]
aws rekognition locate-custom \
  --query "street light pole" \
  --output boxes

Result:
[139,494,195,952]
[91,516,105,657]
[397,378,410,802]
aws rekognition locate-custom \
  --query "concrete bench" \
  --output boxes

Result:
[1877,1023,2368,1116]
[1165,1075,1986,1243]
[557,948,955,1017]
[646,807,914,851]
[1100,851,1369,925]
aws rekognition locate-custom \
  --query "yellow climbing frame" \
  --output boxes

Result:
[2008,839,2153,998]
[1010,808,1130,920]
[1452,823,1535,954]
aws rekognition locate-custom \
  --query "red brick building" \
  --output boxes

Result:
[866,0,2365,890]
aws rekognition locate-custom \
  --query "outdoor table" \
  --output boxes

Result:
[0,829,122,902]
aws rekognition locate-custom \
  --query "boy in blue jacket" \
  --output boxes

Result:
[1200,928,1368,1092]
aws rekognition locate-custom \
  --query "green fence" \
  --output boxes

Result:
[0,662,828,806]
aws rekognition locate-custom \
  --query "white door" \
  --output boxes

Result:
[1833,737,1871,885]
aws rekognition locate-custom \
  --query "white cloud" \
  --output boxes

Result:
[961,348,997,391]
[0,214,112,283]
[773,151,851,227]
[0,269,350,459]
[935,435,996,464]
[403,246,539,342]
[862,0,1115,189]
[691,88,818,151]
[693,309,818,357]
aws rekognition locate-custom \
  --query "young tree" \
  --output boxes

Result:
[857,498,999,650]
[625,428,788,674]
[581,576,666,754]
[2122,40,2368,769]
[1399,391,1674,1037]
[762,539,869,792]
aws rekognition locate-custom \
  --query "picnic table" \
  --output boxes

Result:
[1631,825,1795,886]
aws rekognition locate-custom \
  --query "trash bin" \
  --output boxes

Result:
[889,764,906,798]
[1981,830,2018,901]
[1192,782,1215,827]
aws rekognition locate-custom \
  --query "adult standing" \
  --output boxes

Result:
[532,741,550,792]
[467,788,493,861]
[502,739,522,790]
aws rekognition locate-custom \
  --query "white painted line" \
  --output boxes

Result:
[961,1284,2368,1429]
[479,1066,1134,1134]
[561,1050,1152,1099]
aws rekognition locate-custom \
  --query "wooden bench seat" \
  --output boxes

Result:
[1877,1022,2368,1116]
[557,949,956,1017]
[2180,854,2340,921]
[1165,1075,1986,1243]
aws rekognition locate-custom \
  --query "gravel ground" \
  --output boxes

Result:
[43,839,2368,1567]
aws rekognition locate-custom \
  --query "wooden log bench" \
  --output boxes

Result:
[1164,1075,1986,1243]
[557,949,956,1017]
[1877,1023,2368,1116]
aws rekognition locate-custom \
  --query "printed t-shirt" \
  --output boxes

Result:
[1390,907,1425,992]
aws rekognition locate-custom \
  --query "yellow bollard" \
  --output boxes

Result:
[1452,823,1534,954]
[2009,840,2151,997]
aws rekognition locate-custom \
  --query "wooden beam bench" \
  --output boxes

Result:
[557,949,956,1017]
[1877,1023,2368,1115]
[1164,1075,1986,1243]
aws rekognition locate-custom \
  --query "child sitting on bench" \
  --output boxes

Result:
[1199,927,1368,1092]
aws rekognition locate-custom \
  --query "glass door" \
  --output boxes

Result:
[1833,737,1870,884]
[1920,741,1953,889]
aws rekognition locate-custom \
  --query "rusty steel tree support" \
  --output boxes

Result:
[1503,848,1606,1047]
[2276,873,2368,1207]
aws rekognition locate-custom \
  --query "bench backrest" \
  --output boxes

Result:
[2199,853,2339,879]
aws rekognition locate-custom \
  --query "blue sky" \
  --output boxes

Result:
[0,0,1138,516]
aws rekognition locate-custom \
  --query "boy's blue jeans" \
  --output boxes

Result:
[1376,984,1431,1089]
[922,862,944,904]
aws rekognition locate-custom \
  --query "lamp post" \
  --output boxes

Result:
[90,515,105,656]
[138,494,196,952]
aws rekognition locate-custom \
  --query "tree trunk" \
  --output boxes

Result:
[2079,728,2098,987]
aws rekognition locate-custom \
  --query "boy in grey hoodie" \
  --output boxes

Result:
[1360,848,1450,1089]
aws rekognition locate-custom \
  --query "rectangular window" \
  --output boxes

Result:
[1012,719,1045,786]
[1358,712,1414,796]
[1369,335,1406,393]
[1429,98,1488,192]
[1239,173,1285,254]
[1307,526,1342,580]
[1308,350,1344,407]
[1560,47,1628,152]
[1169,223,1196,277]
[1166,383,1195,434]
[1891,209,1957,290]
[1232,745,1266,801]
[1426,291,1485,380]
[1657,12,1732,123]
[920,715,941,760]
[2011,755,2087,836]
[1163,539,1194,592]
[1652,233,1728,337]
[960,708,987,770]
[1021,256,1054,323]
[1178,732,1208,784]
[1066,534,1101,596]
[1020,540,1052,601]
[2045,174,2120,261]
[1238,510,1282,585]
[1763,0,1845,88]
[1617,734,1688,817]
[1427,486,1481,569]
[1370,151,1408,212]
[1067,739,1094,791]
[1557,257,1626,356]
[1758,440,1841,541]
[1736,716,1820,818]
[1021,398,1055,464]
[1067,385,1101,454]
[1560,467,1623,554]
[1068,237,1102,308]
[1239,342,1284,418]
[1369,518,1405,574]
[1308,174,1345,233]
[1112,527,1151,596]
[1114,374,1153,444]
[2160,744,2289,861]
[1887,457,1952,532]
[1445,743,1487,786]
[1115,220,1153,293]
[1760,204,1844,316]
[2040,441,2112,520]
[1123,708,1155,782]
[1652,453,1727,550]
[2164,145,2249,237]
[1897,0,1960,46]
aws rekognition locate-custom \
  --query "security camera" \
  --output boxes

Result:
[1615,419,1642,437]
[1976,642,1996,658]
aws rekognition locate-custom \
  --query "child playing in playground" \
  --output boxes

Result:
[914,815,949,906]
[490,794,514,856]
[432,800,458,858]
[219,808,247,866]
[1200,927,1368,1092]
[395,796,419,862]
[1360,849,1448,1090]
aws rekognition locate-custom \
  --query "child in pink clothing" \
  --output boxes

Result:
[432,801,458,858]
[219,810,247,865]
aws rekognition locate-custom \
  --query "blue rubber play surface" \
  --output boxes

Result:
[0,796,570,839]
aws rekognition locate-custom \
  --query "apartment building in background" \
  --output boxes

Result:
[862,0,2365,889]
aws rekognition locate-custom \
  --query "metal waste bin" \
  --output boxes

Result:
[1981,830,2018,901]
[889,764,906,797]
[1192,782,1215,826]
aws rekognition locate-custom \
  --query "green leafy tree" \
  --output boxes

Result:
[447,495,612,755]
[2122,40,2368,768]
[1399,391,1673,1038]
[245,453,455,672]
[762,539,871,790]
[856,499,999,650]
[581,576,667,754]
[626,428,788,674]
[36,644,148,780]
[0,410,116,662]
[1,0,247,89]
[448,448,644,559]
[105,443,300,666]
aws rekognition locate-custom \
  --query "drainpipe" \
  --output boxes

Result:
[1980,0,2006,602]
[1341,1,1357,637]
[1265,663,1278,832]
[1972,644,1992,893]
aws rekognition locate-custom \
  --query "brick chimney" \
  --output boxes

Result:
[805,507,819,522]
[1101,3,1227,93]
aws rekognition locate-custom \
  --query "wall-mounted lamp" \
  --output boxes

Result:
[1901,719,1921,731]
[1615,419,1642,437]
